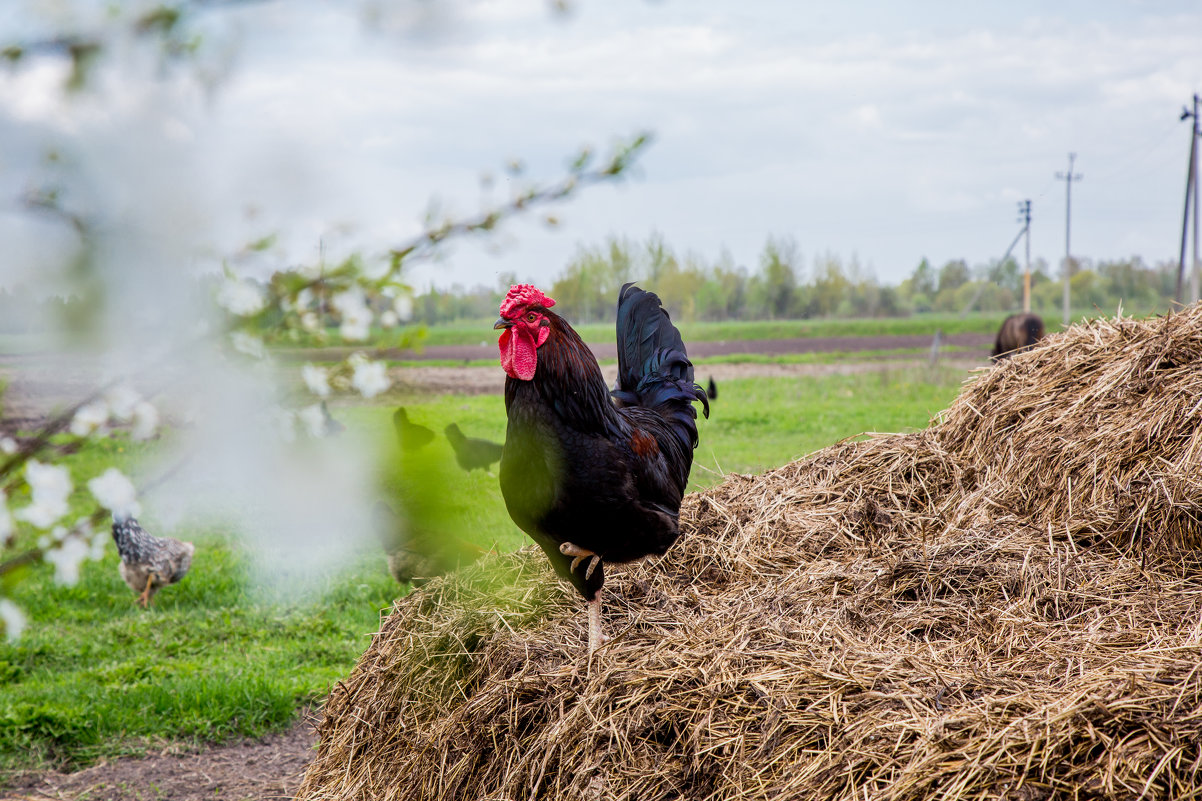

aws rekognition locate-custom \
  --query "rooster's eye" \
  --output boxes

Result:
[525,312,538,323]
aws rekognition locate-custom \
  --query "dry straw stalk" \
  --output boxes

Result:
[299,307,1202,801]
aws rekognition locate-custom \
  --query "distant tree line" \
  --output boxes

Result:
[408,234,1181,325]
[0,237,1180,334]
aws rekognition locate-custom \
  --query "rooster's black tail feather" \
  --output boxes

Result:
[612,284,709,450]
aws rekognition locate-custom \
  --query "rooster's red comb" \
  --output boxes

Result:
[499,284,555,318]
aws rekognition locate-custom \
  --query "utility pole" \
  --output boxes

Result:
[1180,94,1201,304]
[1018,199,1032,312]
[1055,153,1082,327]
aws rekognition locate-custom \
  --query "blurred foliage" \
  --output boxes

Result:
[0,0,650,629]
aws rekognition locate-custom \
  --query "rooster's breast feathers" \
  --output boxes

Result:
[499,284,707,602]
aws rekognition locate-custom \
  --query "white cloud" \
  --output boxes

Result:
[3,0,1201,297]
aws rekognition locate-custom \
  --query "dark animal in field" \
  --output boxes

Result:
[444,423,503,472]
[496,282,708,653]
[392,407,434,451]
[707,376,718,402]
[992,313,1046,361]
[372,500,488,585]
[111,517,194,608]
[372,501,441,585]
[320,401,345,436]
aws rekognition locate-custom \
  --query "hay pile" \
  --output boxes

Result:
[298,308,1202,801]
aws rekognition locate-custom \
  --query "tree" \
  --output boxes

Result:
[751,237,800,319]
[0,2,648,636]
[937,259,970,295]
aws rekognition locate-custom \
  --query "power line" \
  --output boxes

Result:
[1179,93,1200,304]
[1055,153,1083,326]
[1019,199,1032,312]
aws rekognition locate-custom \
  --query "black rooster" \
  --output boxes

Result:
[392,407,434,451]
[444,423,503,472]
[707,376,718,402]
[495,283,708,652]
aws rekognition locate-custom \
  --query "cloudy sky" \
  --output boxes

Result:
[3,0,1202,292]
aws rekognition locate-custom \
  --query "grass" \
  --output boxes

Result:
[0,368,969,777]
[401,312,1012,348]
[388,307,1159,350]
[282,344,982,370]
[0,435,399,776]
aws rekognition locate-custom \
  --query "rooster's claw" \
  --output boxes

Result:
[559,542,601,579]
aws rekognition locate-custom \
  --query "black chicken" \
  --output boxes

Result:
[392,407,434,451]
[320,401,346,436]
[372,501,441,585]
[495,283,708,652]
[707,376,718,402]
[444,423,503,472]
[373,499,488,585]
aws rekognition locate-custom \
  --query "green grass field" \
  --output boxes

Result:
[252,308,1132,356]
[405,312,1014,348]
[0,368,971,777]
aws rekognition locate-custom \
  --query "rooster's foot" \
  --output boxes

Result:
[559,542,600,580]
[136,575,153,608]
[587,594,609,653]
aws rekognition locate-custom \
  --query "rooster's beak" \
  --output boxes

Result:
[494,317,511,330]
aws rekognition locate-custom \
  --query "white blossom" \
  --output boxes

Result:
[300,312,320,332]
[231,331,266,359]
[379,310,399,328]
[350,354,390,399]
[44,535,89,586]
[88,468,141,521]
[70,400,110,437]
[394,294,414,322]
[297,404,328,438]
[105,385,142,421]
[302,364,331,398]
[73,517,105,561]
[216,276,266,316]
[0,436,17,455]
[332,289,372,342]
[339,313,370,342]
[296,288,314,311]
[0,599,25,642]
[16,460,72,529]
[331,287,365,314]
[131,401,159,440]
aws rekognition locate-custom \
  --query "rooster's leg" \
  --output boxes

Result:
[136,574,154,608]
[559,543,608,652]
[558,542,600,580]
[586,592,609,653]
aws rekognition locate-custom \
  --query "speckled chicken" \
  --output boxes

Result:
[111,517,194,608]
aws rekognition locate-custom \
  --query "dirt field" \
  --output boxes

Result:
[285,331,992,365]
[0,339,986,426]
[4,718,316,801]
